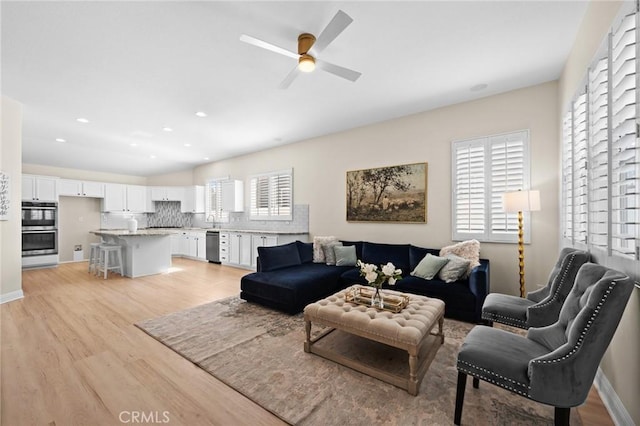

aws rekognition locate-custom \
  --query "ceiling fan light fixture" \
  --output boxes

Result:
[298,54,316,73]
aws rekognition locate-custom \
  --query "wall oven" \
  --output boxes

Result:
[22,229,58,256]
[22,201,58,257]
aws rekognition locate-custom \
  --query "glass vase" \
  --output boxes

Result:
[371,287,384,309]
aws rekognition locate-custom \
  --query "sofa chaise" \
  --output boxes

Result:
[240,240,490,323]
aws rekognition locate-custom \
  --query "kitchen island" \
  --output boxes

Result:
[91,229,180,278]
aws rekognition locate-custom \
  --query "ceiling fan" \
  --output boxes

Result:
[240,10,362,89]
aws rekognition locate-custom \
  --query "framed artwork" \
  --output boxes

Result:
[346,162,427,223]
[0,171,9,221]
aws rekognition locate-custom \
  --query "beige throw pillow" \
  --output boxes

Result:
[439,239,480,277]
[313,236,339,263]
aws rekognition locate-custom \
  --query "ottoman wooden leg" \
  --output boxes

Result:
[408,352,418,396]
[304,320,312,353]
[438,314,445,343]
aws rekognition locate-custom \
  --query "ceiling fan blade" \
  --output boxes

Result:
[308,10,353,56]
[240,34,299,60]
[316,59,361,82]
[278,66,301,89]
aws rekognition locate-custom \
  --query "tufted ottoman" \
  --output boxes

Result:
[303,285,445,395]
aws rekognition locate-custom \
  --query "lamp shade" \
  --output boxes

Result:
[502,190,541,213]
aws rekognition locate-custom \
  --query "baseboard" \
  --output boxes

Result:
[0,289,24,304]
[594,367,634,426]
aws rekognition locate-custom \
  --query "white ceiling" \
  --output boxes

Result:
[2,1,588,177]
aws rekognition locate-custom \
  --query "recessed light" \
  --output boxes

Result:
[150,155,156,159]
[130,143,138,147]
[203,157,209,161]
[55,138,66,143]
[162,127,173,132]
[195,111,207,118]
[184,143,191,147]
[76,118,89,123]
[470,83,488,92]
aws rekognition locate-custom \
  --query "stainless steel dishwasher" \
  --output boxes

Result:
[206,230,220,263]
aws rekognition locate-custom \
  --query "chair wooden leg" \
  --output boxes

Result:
[454,371,467,425]
[554,407,570,426]
[472,377,479,388]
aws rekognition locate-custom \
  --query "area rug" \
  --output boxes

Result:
[136,297,573,425]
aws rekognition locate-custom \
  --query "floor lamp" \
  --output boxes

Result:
[502,190,541,298]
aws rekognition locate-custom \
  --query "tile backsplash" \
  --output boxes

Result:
[101,201,192,229]
[147,201,193,227]
[101,202,308,232]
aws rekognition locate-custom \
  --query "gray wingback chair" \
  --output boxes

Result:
[454,263,634,426]
[481,248,590,328]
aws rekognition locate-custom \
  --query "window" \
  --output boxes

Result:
[205,178,229,222]
[588,56,609,251]
[561,5,640,262]
[573,92,589,244]
[611,11,639,259]
[249,169,293,221]
[452,130,531,243]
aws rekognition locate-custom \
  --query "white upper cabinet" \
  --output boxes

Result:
[181,186,205,213]
[102,184,150,212]
[58,179,105,198]
[221,180,244,212]
[150,186,183,201]
[22,175,58,202]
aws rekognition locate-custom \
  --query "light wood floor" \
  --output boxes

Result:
[2,259,613,425]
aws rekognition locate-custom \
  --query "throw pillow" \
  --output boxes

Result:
[258,242,302,272]
[334,245,357,267]
[438,253,471,283]
[410,254,450,280]
[439,239,480,277]
[313,236,339,263]
[323,242,343,265]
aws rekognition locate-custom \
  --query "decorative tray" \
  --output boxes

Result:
[345,285,410,313]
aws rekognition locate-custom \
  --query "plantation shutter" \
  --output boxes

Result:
[250,169,293,220]
[205,178,229,222]
[452,130,530,242]
[611,11,640,259]
[562,111,574,240]
[453,141,485,237]
[588,56,610,250]
[573,93,589,244]
[489,132,526,236]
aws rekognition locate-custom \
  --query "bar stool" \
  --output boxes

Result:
[88,242,101,274]
[97,244,124,279]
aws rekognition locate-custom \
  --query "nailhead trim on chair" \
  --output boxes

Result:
[529,253,578,311]
[530,280,618,366]
[480,312,527,328]
[457,359,530,392]
[457,362,529,396]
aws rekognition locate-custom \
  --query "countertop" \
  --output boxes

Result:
[92,228,309,236]
[91,229,181,236]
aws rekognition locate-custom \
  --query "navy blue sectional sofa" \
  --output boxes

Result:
[240,240,490,323]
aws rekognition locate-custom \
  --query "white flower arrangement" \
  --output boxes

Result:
[357,260,403,288]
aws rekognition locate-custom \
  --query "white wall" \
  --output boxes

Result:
[558,1,639,424]
[193,81,560,296]
[22,163,147,185]
[1,96,24,302]
[146,169,194,186]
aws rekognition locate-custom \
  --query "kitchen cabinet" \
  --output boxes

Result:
[102,184,151,212]
[22,174,58,201]
[181,186,205,213]
[221,231,306,269]
[150,186,183,202]
[219,232,230,263]
[58,179,105,198]
[172,231,207,260]
[229,232,251,266]
[221,180,244,212]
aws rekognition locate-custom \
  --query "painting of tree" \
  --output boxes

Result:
[346,163,427,222]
